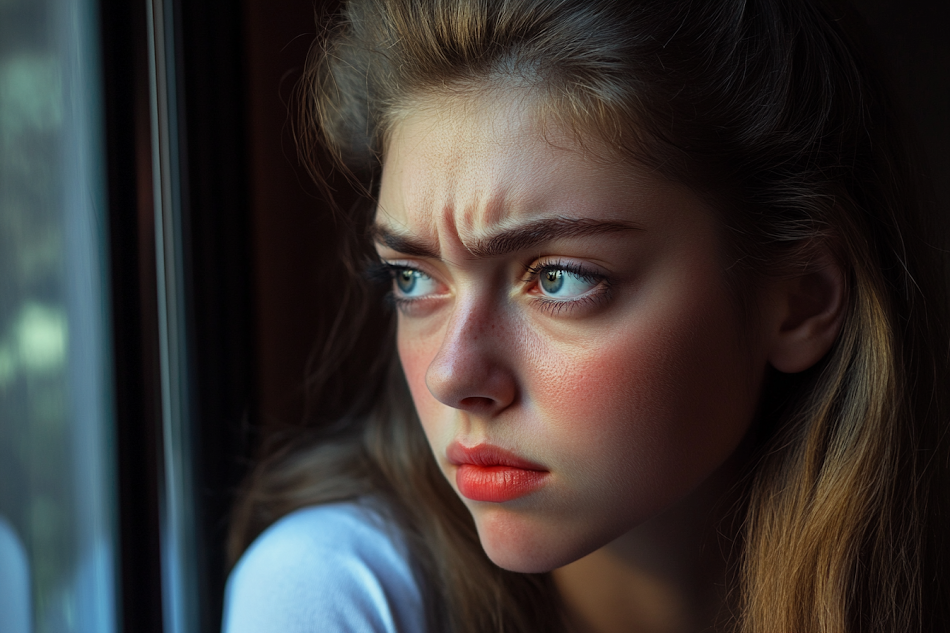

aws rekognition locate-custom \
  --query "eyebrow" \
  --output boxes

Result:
[371,217,643,259]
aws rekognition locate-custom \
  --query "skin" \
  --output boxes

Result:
[373,87,845,632]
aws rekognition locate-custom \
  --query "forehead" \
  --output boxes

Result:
[376,88,704,249]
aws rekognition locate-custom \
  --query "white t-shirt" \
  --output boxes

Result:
[222,500,426,633]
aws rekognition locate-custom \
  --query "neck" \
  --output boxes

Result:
[552,453,747,633]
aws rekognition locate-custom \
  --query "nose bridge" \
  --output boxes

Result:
[442,290,491,360]
[425,287,517,413]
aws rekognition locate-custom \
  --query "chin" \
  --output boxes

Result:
[482,541,565,573]
[471,506,603,573]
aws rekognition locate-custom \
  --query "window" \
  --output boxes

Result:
[0,0,116,631]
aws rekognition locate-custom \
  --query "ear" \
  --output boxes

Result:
[765,248,847,374]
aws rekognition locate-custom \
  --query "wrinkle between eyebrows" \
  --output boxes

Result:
[372,217,643,259]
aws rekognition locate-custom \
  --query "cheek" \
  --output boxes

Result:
[528,329,680,470]
[396,321,443,426]
[525,299,757,502]
[529,315,680,421]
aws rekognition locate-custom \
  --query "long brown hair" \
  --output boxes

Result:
[230,1,950,631]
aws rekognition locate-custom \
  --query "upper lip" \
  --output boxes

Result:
[446,442,547,471]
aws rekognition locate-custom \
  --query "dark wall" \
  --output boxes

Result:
[243,0,344,431]
[859,0,950,216]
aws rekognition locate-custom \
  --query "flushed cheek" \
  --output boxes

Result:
[528,314,677,422]
[528,334,678,475]
[528,312,754,512]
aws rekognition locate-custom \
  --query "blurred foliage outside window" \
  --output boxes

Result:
[0,0,118,631]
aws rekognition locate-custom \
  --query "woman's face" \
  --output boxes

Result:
[374,90,770,573]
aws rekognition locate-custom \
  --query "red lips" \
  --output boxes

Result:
[447,443,549,502]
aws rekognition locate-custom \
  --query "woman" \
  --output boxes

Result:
[224,0,950,631]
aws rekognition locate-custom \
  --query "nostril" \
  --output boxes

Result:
[423,335,518,412]
[458,396,496,411]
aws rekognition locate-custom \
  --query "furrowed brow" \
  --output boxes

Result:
[371,224,440,258]
[372,217,642,259]
[468,217,643,258]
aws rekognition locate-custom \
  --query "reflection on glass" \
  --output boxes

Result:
[0,0,117,631]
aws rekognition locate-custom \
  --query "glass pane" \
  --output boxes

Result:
[0,0,117,631]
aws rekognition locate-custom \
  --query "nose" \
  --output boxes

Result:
[424,297,518,416]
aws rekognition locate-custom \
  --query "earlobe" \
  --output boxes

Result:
[766,250,847,374]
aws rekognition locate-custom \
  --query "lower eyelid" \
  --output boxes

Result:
[533,286,611,315]
[390,293,451,319]
[535,278,610,304]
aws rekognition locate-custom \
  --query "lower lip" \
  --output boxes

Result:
[455,464,549,502]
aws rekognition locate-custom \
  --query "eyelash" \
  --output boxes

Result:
[522,260,610,315]
[365,262,427,310]
[367,260,610,314]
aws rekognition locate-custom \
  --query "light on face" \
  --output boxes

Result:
[374,89,769,574]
